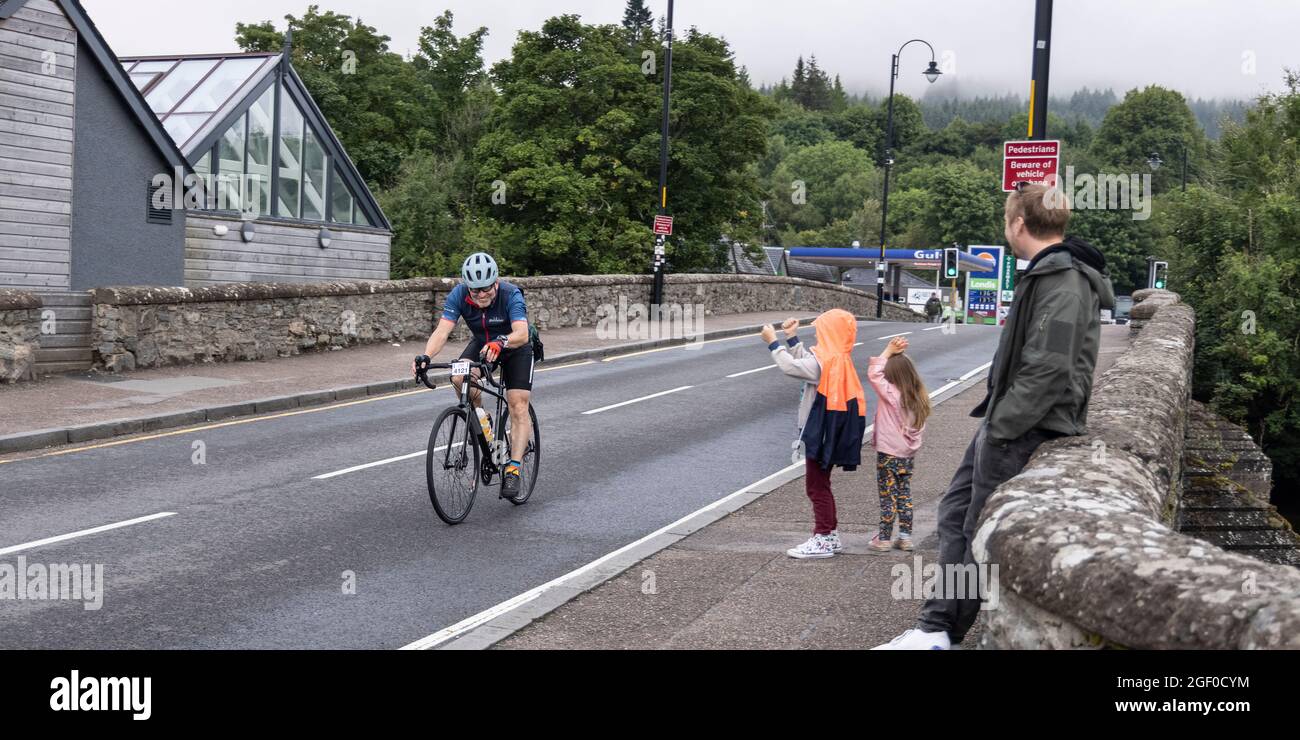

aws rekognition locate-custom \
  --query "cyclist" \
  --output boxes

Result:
[413,253,534,497]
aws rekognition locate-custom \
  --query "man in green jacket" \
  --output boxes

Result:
[875,182,1115,650]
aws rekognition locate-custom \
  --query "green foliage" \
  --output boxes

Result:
[473,17,769,274]
[1157,72,1300,497]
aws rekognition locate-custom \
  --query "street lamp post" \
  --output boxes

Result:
[876,39,941,318]
[1146,142,1189,191]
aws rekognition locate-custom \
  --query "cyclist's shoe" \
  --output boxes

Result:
[501,463,522,497]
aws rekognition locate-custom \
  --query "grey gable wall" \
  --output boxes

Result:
[69,39,184,290]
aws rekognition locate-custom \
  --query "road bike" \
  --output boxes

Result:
[414,355,540,524]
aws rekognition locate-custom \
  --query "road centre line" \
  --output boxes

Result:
[314,441,467,480]
[581,386,694,415]
[0,512,177,557]
[874,331,913,340]
[725,364,777,378]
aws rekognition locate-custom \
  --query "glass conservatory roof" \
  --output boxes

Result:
[120,53,280,155]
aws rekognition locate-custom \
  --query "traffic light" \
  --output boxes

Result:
[1152,261,1168,290]
[943,248,960,279]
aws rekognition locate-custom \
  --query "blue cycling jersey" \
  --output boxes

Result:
[441,281,528,342]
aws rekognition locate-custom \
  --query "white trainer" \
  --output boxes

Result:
[824,531,843,552]
[787,535,835,559]
[871,628,951,650]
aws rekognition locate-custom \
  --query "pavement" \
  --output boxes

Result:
[487,324,1133,650]
[0,310,838,450]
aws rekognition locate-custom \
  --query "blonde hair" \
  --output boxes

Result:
[1005,182,1070,239]
[884,353,931,430]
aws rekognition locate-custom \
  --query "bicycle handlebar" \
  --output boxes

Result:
[413,355,502,392]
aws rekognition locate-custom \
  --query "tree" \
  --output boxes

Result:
[889,162,1002,245]
[1090,85,1206,193]
[473,16,770,274]
[621,0,653,38]
[413,10,488,126]
[767,140,877,241]
[1157,72,1300,504]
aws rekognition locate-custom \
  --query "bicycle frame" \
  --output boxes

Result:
[415,358,511,472]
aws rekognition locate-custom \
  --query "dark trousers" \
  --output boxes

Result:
[804,458,837,535]
[916,422,1057,642]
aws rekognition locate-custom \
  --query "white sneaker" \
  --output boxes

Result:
[824,531,843,552]
[871,628,951,650]
[787,534,835,559]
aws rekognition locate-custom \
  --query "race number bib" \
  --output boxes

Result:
[451,361,471,377]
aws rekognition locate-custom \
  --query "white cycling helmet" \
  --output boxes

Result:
[460,252,499,289]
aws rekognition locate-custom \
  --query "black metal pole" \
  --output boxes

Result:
[651,0,673,309]
[876,54,898,319]
[1028,0,1053,140]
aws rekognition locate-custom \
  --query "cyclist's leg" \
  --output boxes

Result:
[452,338,485,409]
[500,347,535,462]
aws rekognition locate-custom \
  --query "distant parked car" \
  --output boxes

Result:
[1113,295,1133,325]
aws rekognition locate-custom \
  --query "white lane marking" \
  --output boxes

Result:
[400,358,989,650]
[0,512,176,557]
[600,331,775,362]
[313,442,464,480]
[960,361,993,381]
[581,385,693,415]
[725,364,776,378]
[400,458,808,650]
[874,331,913,340]
[923,325,947,331]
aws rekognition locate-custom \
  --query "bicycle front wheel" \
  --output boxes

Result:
[427,406,479,524]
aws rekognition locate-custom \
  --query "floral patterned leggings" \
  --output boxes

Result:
[876,452,914,539]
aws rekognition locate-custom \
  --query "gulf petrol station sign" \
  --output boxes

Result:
[965,246,1005,326]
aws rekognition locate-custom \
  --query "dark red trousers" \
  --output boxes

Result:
[804,457,838,535]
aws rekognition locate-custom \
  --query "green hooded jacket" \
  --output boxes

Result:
[972,236,1116,443]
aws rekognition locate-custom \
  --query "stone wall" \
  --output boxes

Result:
[0,289,41,383]
[90,281,436,372]
[89,274,921,371]
[974,290,1300,649]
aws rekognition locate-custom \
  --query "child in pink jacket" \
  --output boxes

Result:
[865,337,931,552]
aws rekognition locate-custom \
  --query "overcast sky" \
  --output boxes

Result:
[84,0,1299,100]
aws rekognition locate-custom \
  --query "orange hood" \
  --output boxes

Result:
[810,309,866,415]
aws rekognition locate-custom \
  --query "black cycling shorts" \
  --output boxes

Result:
[458,338,535,391]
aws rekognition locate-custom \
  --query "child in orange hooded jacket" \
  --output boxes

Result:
[763,309,868,559]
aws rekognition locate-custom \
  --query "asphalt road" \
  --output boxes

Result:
[0,320,1001,648]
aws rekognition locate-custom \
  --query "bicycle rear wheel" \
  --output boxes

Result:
[427,406,479,524]
[501,403,540,505]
